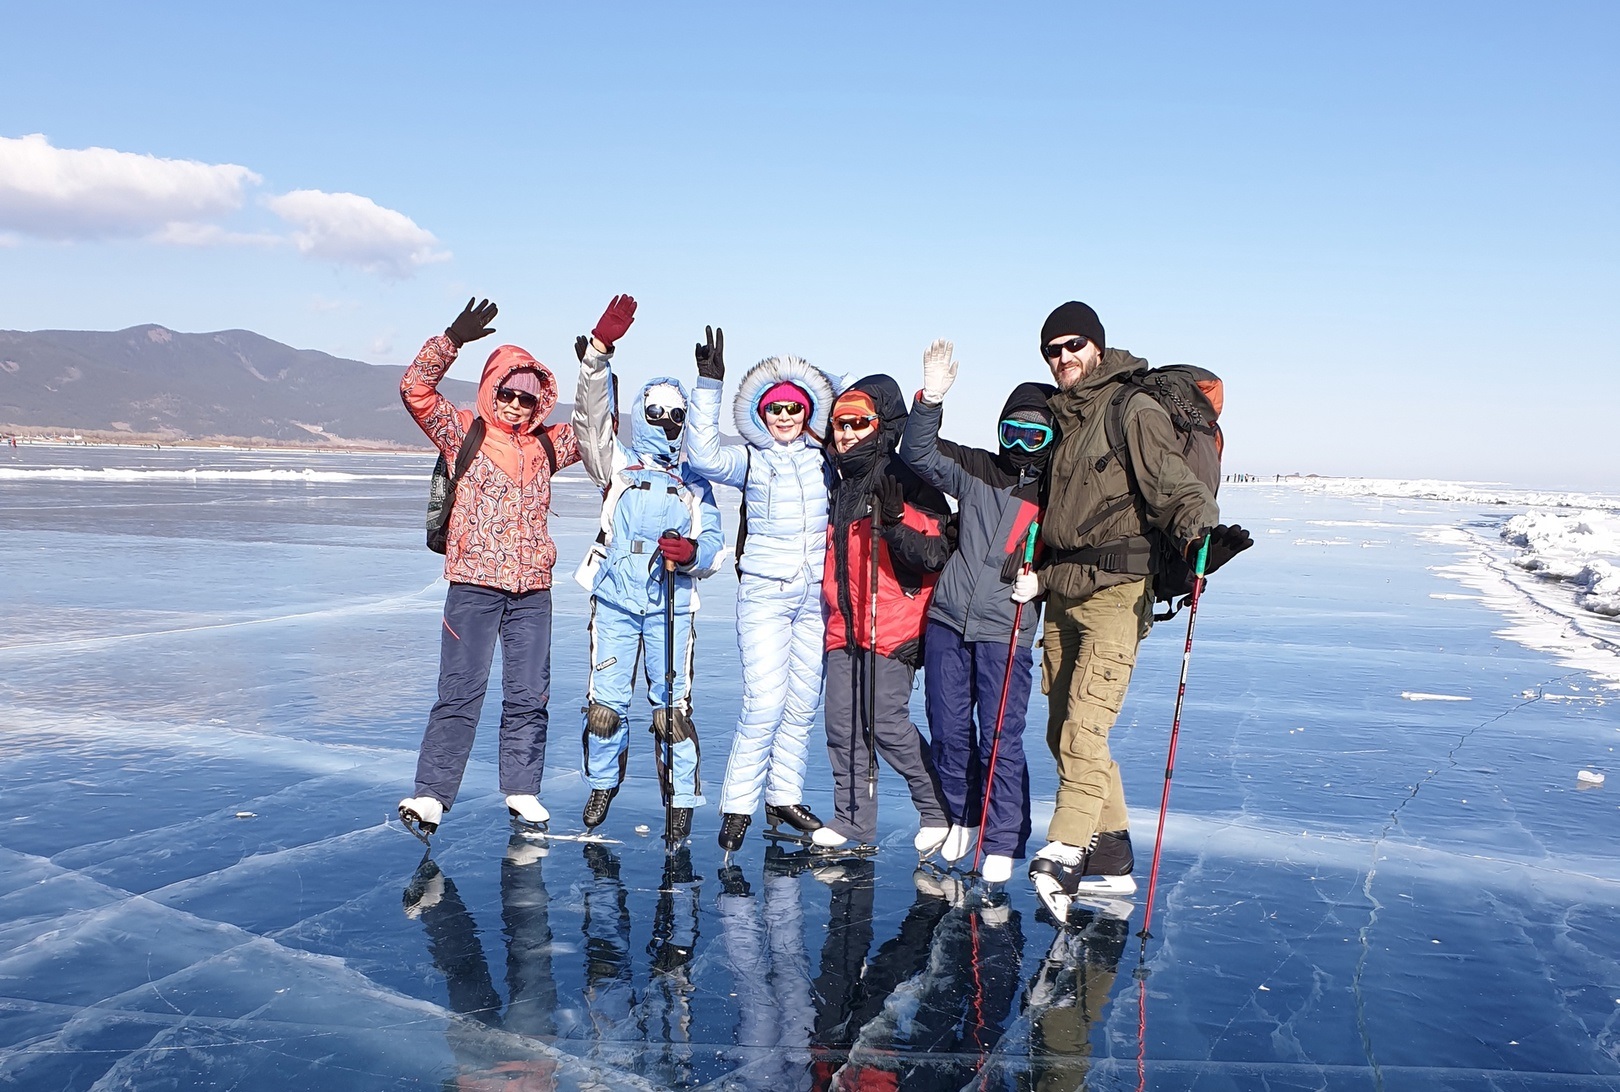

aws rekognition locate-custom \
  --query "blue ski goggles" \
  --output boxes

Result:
[998,419,1054,452]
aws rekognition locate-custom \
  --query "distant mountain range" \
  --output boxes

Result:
[0,325,573,448]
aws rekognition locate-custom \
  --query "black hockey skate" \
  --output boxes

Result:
[582,787,617,830]
[665,806,693,847]
[717,811,751,853]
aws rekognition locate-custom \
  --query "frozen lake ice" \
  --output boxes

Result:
[2,445,1618,1090]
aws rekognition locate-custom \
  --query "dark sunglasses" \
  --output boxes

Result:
[832,414,878,433]
[1042,336,1091,360]
[999,419,1054,452]
[495,387,539,410]
[644,404,686,425]
[764,401,806,417]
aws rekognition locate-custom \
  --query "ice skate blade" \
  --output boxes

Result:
[396,809,436,845]
[810,841,878,860]
[762,826,812,846]
[507,813,548,834]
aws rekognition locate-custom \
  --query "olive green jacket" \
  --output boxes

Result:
[1039,348,1219,601]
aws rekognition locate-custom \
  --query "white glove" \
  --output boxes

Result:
[921,338,959,404]
[1011,570,1040,603]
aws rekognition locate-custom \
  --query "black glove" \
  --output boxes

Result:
[1187,523,1253,575]
[445,297,498,347]
[872,475,905,529]
[695,325,725,381]
[574,335,588,363]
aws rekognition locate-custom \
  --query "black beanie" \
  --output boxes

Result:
[1000,381,1057,424]
[1040,301,1105,355]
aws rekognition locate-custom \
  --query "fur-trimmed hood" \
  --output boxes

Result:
[733,356,836,449]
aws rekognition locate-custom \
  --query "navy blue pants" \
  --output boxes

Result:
[922,620,1033,858]
[413,582,552,809]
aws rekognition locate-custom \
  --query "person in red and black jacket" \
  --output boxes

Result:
[812,374,953,856]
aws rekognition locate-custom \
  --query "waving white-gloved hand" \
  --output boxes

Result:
[1011,570,1041,603]
[921,338,959,404]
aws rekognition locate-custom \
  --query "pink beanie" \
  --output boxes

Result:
[758,381,810,415]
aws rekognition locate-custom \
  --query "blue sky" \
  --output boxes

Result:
[2,2,1615,489]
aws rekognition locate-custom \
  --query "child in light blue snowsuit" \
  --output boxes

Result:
[573,339,723,837]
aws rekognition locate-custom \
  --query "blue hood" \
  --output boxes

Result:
[628,375,690,465]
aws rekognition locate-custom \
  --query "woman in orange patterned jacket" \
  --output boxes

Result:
[397,298,583,839]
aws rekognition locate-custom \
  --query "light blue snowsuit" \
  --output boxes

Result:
[573,353,723,809]
[685,356,837,817]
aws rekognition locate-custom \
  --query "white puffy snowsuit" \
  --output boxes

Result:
[572,351,724,810]
[685,357,837,817]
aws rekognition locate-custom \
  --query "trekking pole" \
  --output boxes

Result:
[972,521,1039,874]
[662,544,678,846]
[1137,534,1211,942]
[866,495,881,800]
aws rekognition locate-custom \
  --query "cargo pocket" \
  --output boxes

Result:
[1079,645,1134,714]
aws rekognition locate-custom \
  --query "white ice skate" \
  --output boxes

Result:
[981,853,1014,885]
[940,823,979,865]
[914,824,949,860]
[505,794,550,830]
[398,796,443,841]
[1028,840,1088,923]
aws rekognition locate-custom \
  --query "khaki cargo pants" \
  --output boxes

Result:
[1040,579,1154,847]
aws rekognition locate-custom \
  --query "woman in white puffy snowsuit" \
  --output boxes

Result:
[683,326,838,852]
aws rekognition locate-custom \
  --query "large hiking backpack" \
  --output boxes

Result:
[425,420,556,554]
[1095,365,1224,619]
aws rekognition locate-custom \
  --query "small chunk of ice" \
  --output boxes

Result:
[1577,770,1605,786]
[634,824,651,834]
[1401,692,1472,702]
[234,811,256,819]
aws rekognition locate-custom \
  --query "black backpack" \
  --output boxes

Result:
[425,419,556,554]
[1102,365,1224,618]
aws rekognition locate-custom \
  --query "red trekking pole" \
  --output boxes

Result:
[1137,534,1211,941]
[972,522,1039,874]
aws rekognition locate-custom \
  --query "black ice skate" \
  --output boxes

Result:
[582,787,618,830]
[763,802,822,845]
[665,806,693,847]
[717,811,751,853]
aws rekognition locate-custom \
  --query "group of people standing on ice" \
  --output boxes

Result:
[394,293,1251,916]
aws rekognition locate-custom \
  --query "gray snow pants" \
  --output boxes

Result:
[822,646,948,844]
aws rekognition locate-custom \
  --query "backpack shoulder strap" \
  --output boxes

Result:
[536,427,557,477]
[1097,371,1150,491]
[451,417,487,482]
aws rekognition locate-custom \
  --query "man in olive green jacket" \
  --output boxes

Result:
[1013,301,1250,920]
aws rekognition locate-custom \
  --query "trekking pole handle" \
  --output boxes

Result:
[1021,521,1039,571]
[1194,534,1210,579]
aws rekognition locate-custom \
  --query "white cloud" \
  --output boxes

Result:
[0,134,449,278]
[0,133,259,239]
[265,189,449,277]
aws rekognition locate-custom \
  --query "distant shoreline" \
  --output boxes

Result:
[0,424,430,455]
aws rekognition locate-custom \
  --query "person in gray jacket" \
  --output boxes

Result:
[899,339,1056,885]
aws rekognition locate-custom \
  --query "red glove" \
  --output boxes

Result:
[657,531,697,568]
[592,294,638,348]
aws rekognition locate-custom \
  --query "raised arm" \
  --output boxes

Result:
[400,297,499,457]
[570,295,638,488]
[682,325,748,487]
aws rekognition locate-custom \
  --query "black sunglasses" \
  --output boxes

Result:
[495,387,539,409]
[1042,336,1091,360]
[644,404,686,425]
[764,401,806,417]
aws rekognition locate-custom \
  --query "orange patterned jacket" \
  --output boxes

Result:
[401,335,581,592]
